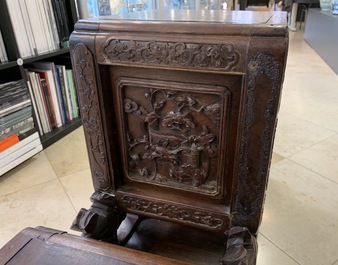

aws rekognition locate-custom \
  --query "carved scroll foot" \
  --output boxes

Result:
[70,191,126,244]
[221,227,258,265]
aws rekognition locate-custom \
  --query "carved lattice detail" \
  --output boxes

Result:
[120,195,224,229]
[102,39,240,70]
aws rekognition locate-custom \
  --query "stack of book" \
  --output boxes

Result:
[0,80,42,176]
[0,30,8,63]
[5,0,71,58]
[25,61,79,136]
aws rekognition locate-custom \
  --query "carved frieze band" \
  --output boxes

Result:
[234,53,282,228]
[120,195,224,229]
[72,43,110,190]
[101,38,241,71]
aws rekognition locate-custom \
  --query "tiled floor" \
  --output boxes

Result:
[1,29,338,265]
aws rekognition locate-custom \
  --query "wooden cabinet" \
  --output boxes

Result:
[70,10,288,264]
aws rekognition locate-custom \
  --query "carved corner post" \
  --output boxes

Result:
[69,38,125,242]
[226,38,288,264]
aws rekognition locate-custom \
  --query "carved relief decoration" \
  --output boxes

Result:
[120,195,224,229]
[102,39,240,71]
[72,43,110,190]
[120,80,228,195]
[234,53,281,228]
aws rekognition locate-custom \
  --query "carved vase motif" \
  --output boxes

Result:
[119,79,229,195]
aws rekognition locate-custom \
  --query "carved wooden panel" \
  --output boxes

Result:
[71,43,111,191]
[101,38,241,72]
[116,193,229,231]
[116,78,230,197]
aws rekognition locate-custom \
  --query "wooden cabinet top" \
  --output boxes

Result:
[74,10,288,36]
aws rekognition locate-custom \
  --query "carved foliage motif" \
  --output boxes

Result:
[122,84,226,193]
[121,195,224,229]
[72,44,109,189]
[102,39,240,70]
[234,53,282,227]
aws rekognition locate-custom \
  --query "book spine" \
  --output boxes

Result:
[53,65,67,124]
[26,81,43,135]
[40,78,56,129]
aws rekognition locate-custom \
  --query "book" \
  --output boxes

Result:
[0,134,19,152]
[0,116,34,140]
[5,0,70,57]
[6,0,33,58]
[66,69,79,119]
[0,29,8,63]
[57,65,73,121]
[26,64,63,128]
[26,71,51,134]
[39,78,56,129]
[26,81,43,135]
[35,73,53,130]
[0,106,32,130]
[53,64,67,123]
[0,106,32,125]
[0,131,42,176]
[0,99,31,118]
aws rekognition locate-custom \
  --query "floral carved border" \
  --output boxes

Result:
[120,195,225,230]
[101,39,241,71]
[72,43,110,190]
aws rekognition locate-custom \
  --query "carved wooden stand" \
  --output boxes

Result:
[70,10,288,265]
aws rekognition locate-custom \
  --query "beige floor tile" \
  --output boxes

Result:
[44,127,90,178]
[273,113,336,157]
[257,234,300,265]
[0,179,77,248]
[289,133,338,184]
[59,168,93,212]
[260,159,338,265]
[280,90,338,132]
[0,152,57,197]
[271,152,285,164]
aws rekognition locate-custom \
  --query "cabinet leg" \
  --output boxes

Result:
[70,191,126,243]
[221,227,257,265]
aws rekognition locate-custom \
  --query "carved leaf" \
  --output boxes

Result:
[145,112,160,124]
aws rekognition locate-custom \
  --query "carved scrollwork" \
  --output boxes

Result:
[234,53,282,229]
[102,39,240,71]
[122,85,225,192]
[120,195,224,229]
[72,43,110,190]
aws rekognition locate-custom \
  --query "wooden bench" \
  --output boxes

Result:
[0,226,193,265]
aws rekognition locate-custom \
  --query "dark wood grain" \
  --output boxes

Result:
[0,227,194,265]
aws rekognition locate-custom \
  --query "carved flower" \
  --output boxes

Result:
[162,112,195,129]
[153,100,166,111]
[124,99,138,113]
[204,103,221,124]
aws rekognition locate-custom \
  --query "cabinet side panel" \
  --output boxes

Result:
[70,35,112,191]
[232,36,288,233]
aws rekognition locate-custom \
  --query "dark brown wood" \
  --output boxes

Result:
[0,226,194,265]
[70,10,288,265]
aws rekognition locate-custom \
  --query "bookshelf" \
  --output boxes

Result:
[0,0,81,175]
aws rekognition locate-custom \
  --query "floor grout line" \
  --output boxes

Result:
[284,156,338,186]
[259,233,302,265]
